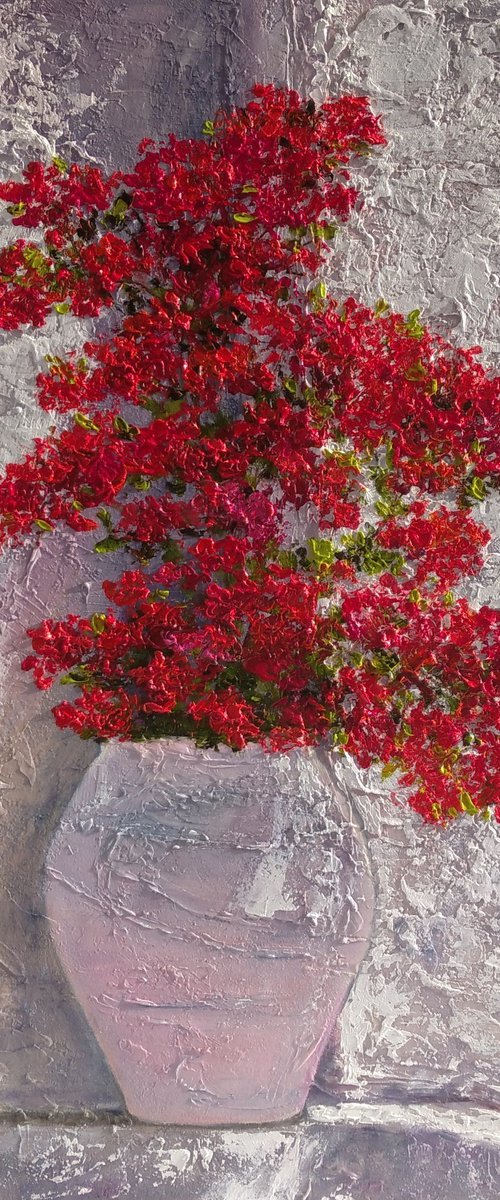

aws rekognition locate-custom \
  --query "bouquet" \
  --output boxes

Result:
[0,83,498,825]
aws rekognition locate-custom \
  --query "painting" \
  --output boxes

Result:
[0,2,498,1197]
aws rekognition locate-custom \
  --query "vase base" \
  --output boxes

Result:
[124,1099,306,1127]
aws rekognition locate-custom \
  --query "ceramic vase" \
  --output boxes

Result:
[44,738,374,1124]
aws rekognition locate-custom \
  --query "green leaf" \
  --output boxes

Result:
[458,790,479,815]
[241,183,258,194]
[351,652,364,668]
[405,358,427,381]
[128,474,152,491]
[94,535,124,553]
[60,665,93,685]
[149,587,170,601]
[403,309,425,339]
[161,538,182,563]
[380,497,407,517]
[245,457,278,486]
[330,728,348,747]
[308,222,337,241]
[164,396,184,415]
[381,760,399,779]
[74,411,100,432]
[352,139,374,157]
[52,155,68,173]
[374,298,390,317]
[233,213,256,224]
[341,528,404,577]
[23,246,48,275]
[325,447,360,469]
[113,414,137,437]
[308,279,328,310]
[90,613,106,634]
[96,507,112,529]
[6,202,26,216]
[276,549,298,570]
[465,475,487,502]
[374,499,393,518]
[111,196,130,219]
[143,395,183,417]
[34,519,53,532]
[54,301,70,314]
[308,537,335,567]
[371,650,400,676]
[202,119,215,137]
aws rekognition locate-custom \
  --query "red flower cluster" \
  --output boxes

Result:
[0,84,498,826]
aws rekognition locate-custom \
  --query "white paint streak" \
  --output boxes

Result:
[307,1100,500,1148]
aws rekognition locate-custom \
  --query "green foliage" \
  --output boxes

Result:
[94,535,125,553]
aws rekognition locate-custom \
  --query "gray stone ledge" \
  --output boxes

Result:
[0,1103,498,1200]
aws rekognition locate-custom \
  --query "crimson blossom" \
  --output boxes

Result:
[0,83,498,825]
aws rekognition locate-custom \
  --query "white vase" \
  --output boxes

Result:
[44,738,374,1125]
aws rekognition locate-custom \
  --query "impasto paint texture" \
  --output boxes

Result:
[0,1,498,1197]
[1,1118,500,1199]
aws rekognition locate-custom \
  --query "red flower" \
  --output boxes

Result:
[188,688,261,750]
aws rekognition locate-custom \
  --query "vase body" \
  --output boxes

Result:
[44,739,374,1125]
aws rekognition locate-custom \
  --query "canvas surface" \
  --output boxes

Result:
[0,3,497,1194]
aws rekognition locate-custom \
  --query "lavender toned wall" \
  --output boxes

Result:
[0,0,498,1144]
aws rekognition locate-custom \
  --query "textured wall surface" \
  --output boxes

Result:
[0,1,498,1194]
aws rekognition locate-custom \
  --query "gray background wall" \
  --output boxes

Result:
[0,0,498,1128]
